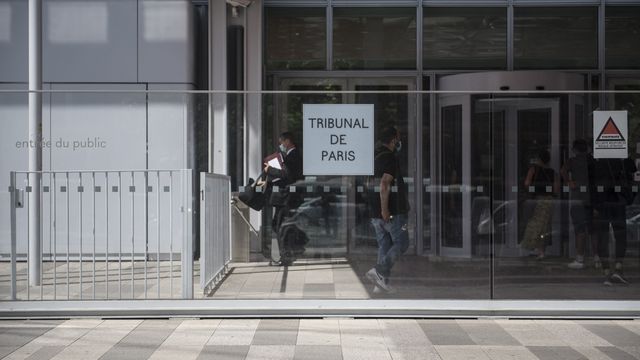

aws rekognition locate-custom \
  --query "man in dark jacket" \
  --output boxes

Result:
[264,132,303,266]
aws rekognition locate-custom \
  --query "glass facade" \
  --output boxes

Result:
[423,7,507,70]
[605,6,640,69]
[265,7,326,70]
[255,3,640,303]
[2,1,640,312]
[514,7,598,69]
[333,8,416,70]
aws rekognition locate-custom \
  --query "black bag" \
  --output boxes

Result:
[238,174,270,211]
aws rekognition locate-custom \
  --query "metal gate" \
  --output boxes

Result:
[199,173,231,295]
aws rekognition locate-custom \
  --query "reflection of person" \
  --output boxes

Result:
[366,126,410,293]
[521,149,559,259]
[264,132,303,266]
[592,157,636,285]
[560,139,598,269]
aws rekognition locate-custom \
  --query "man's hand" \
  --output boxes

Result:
[381,208,391,222]
[263,162,270,173]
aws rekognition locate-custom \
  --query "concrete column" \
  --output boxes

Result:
[210,0,228,174]
[245,0,263,241]
[28,0,42,286]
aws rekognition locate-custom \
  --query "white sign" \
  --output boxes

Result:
[593,110,628,159]
[303,104,374,175]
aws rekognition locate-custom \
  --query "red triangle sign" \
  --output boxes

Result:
[596,117,625,141]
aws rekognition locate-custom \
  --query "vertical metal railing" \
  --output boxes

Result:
[7,169,193,301]
[199,173,232,295]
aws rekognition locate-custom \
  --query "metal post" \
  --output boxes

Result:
[10,172,17,300]
[28,0,42,286]
[182,171,193,299]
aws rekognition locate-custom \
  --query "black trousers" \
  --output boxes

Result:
[594,202,627,266]
[272,205,293,260]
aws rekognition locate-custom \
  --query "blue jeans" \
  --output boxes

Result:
[370,214,409,278]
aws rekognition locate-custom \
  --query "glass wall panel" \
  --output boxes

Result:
[333,8,416,70]
[422,77,431,252]
[606,6,640,69]
[514,7,598,69]
[265,7,326,70]
[423,7,507,70]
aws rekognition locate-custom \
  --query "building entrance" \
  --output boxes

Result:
[437,71,586,258]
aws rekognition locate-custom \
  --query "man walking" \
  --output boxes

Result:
[366,126,410,293]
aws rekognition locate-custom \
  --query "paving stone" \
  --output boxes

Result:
[341,346,391,360]
[98,319,181,360]
[418,320,476,346]
[378,319,432,348]
[581,324,640,347]
[457,320,520,346]
[495,319,567,347]
[245,345,295,360]
[24,346,65,360]
[208,319,260,346]
[596,346,638,360]
[252,319,299,346]
[148,345,204,360]
[527,346,588,360]
[160,319,219,347]
[481,346,538,360]
[535,321,612,347]
[0,346,20,358]
[387,346,442,360]
[297,319,340,346]
[0,326,57,348]
[339,319,386,350]
[197,345,250,360]
[434,345,490,360]
[303,284,335,298]
[29,319,102,347]
[571,346,613,360]
[618,347,640,358]
[293,345,342,360]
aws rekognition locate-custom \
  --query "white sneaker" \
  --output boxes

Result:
[373,284,397,294]
[567,260,585,269]
[594,256,602,269]
[366,268,392,292]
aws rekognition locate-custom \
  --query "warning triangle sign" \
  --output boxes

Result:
[596,117,626,142]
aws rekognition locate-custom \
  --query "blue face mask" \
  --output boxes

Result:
[279,144,287,153]
[395,140,402,153]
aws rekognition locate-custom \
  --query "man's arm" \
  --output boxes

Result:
[380,173,394,222]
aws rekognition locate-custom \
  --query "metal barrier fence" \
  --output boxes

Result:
[199,173,231,295]
[6,170,193,300]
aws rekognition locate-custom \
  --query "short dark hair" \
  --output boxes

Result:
[538,149,551,164]
[379,126,398,144]
[572,138,588,153]
[279,131,295,144]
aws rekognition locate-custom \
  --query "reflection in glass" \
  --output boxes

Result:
[265,7,326,70]
[441,105,463,248]
[333,8,416,70]
[606,7,640,69]
[514,7,597,69]
[423,7,507,70]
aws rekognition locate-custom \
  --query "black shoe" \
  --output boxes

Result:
[277,258,293,266]
[610,272,630,285]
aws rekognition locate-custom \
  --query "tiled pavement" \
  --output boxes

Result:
[1,318,640,359]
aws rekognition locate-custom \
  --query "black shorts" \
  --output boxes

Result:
[570,204,592,235]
